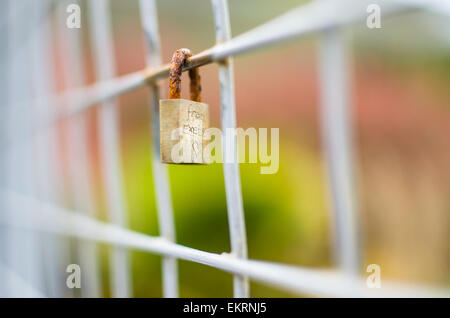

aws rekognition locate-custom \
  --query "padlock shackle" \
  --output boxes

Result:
[168,48,202,102]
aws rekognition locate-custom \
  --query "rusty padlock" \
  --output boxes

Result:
[160,49,209,164]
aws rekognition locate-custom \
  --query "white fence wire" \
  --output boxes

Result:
[139,0,178,298]
[211,0,249,298]
[88,0,132,298]
[0,0,449,298]
[59,0,102,298]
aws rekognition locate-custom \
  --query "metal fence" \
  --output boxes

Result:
[0,0,449,298]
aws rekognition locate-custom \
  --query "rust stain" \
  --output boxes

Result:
[168,48,202,102]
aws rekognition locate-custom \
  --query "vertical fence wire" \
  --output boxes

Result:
[0,0,8,297]
[5,0,44,296]
[138,0,178,298]
[30,0,73,297]
[318,27,359,275]
[211,0,249,297]
[59,0,102,297]
[88,0,132,297]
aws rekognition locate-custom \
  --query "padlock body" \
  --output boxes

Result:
[160,99,209,164]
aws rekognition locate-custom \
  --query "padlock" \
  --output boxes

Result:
[160,48,209,164]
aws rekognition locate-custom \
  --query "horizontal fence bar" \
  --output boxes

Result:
[5,0,416,144]
[2,190,449,298]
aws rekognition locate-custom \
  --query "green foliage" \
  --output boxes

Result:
[121,134,330,297]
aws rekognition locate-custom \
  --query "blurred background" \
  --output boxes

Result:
[1,0,450,297]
